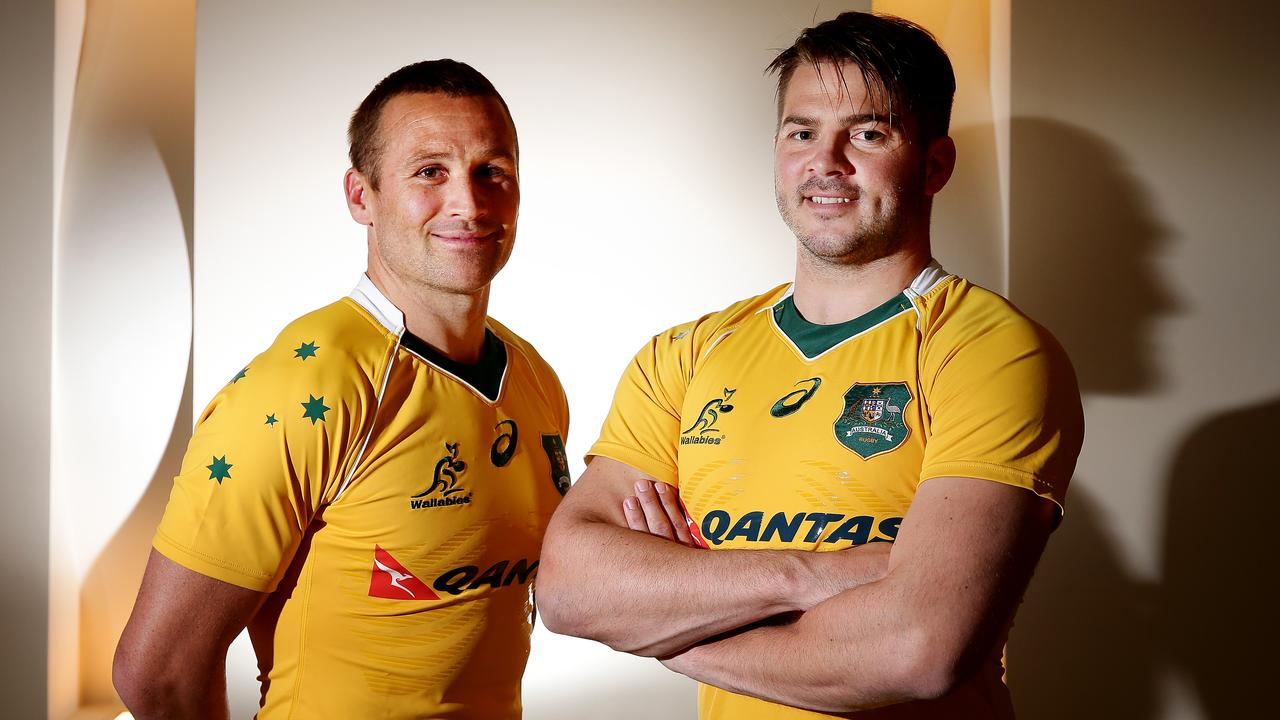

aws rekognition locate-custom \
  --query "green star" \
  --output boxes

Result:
[294,341,319,360]
[231,366,248,383]
[207,455,233,484]
[265,414,277,426]
[301,394,330,424]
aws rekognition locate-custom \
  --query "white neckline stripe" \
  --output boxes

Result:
[334,334,401,502]
[349,274,406,335]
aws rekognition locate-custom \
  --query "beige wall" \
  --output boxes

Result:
[1007,1,1279,717]
[0,2,54,718]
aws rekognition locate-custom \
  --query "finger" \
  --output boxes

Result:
[634,481,676,540]
[622,496,648,532]
[653,482,694,545]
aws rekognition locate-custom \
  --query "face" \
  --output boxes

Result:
[774,62,951,267]
[347,92,519,298]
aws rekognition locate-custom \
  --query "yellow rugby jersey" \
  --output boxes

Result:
[155,276,570,719]
[590,261,1083,720]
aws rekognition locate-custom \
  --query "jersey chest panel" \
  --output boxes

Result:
[316,354,565,604]
[677,314,926,551]
[258,353,564,717]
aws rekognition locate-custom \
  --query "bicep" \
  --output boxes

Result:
[116,550,266,676]
[889,476,1057,658]
[550,456,664,529]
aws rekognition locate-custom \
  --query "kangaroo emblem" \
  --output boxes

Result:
[682,388,737,435]
[413,442,467,498]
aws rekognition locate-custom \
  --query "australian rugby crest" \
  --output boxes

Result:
[834,382,912,459]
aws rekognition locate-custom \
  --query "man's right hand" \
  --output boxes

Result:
[618,478,892,608]
[621,479,699,546]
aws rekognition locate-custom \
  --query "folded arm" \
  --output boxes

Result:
[113,550,267,719]
[536,457,888,657]
[658,476,1058,712]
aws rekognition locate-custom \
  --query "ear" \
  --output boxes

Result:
[344,167,375,226]
[923,136,956,196]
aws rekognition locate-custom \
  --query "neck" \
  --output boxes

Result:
[792,242,931,325]
[367,267,490,365]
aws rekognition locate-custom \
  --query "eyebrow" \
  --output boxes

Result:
[780,113,886,127]
[403,148,517,167]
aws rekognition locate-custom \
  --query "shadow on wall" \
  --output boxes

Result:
[1005,118,1174,718]
[1160,398,1278,717]
[1015,399,1280,718]
[1007,118,1178,395]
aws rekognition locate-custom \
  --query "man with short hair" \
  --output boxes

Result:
[538,13,1082,719]
[114,60,570,719]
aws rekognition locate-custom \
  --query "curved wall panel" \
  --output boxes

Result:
[51,0,194,713]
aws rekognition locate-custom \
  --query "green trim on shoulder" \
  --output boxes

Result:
[773,291,914,358]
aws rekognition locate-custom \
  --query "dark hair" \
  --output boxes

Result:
[348,59,513,188]
[766,12,955,143]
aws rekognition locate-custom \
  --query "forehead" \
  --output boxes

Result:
[781,62,888,118]
[377,92,517,158]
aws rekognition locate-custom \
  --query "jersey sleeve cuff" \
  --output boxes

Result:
[585,441,678,487]
[153,531,277,592]
[919,460,1067,515]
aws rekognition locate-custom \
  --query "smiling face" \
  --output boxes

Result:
[347,91,520,299]
[774,62,951,268]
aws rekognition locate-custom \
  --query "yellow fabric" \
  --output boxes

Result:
[590,267,1083,719]
[155,294,569,719]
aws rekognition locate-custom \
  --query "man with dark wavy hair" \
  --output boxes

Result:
[114,59,569,719]
[539,13,1082,719]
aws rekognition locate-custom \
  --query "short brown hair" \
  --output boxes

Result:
[767,12,955,143]
[348,59,513,189]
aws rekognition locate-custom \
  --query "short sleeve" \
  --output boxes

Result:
[587,325,697,486]
[153,335,375,591]
[919,315,1084,510]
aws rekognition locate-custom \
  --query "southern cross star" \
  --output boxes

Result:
[207,455,233,484]
[301,394,330,424]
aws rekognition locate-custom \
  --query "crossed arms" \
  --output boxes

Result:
[536,456,1057,713]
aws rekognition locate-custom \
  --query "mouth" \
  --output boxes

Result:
[430,230,501,244]
[805,195,853,206]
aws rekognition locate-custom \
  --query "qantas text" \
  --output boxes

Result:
[699,510,902,546]
[433,558,538,596]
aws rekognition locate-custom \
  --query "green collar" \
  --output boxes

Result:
[401,328,507,402]
[773,291,915,359]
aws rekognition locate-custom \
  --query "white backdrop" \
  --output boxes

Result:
[195,1,871,716]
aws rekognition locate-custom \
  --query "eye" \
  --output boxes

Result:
[789,129,815,141]
[476,164,507,179]
[416,166,444,180]
[852,129,887,143]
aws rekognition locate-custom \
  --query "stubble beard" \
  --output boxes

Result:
[777,183,910,268]
[374,227,511,298]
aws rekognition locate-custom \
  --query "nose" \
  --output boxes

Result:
[442,175,482,220]
[810,136,854,177]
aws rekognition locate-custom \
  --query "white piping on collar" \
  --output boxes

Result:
[349,274,406,336]
[907,259,950,297]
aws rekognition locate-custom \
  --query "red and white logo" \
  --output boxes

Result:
[369,545,438,600]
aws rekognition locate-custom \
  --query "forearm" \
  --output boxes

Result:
[660,479,1059,711]
[661,578,936,712]
[538,514,830,656]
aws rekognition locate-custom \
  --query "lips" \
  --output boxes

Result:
[429,228,501,244]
